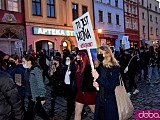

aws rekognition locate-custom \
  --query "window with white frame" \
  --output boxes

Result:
[98,10,103,22]
[126,5,129,13]
[108,12,112,23]
[133,20,137,30]
[116,15,119,25]
[150,27,153,35]
[156,28,158,36]
[7,0,19,12]
[143,26,145,34]
[142,12,145,19]
[0,0,2,9]
[149,4,152,9]
[155,6,157,12]
[108,0,111,5]
[142,0,144,6]
[115,0,118,7]
[133,7,136,14]
[97,0,102,2]
[126,18,130,28]
[156,17,158,23]
[150,15,153,22]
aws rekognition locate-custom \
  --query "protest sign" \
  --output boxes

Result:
[72,12,97,50]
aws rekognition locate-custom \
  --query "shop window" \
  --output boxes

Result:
[72,3,78,20]
[7,0,19,12]
[47,0,55,18]
[32,0,41,15]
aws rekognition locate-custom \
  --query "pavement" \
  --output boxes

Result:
[32,75,160,120]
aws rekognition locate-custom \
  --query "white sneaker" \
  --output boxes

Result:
[128,92,131,98]
[133,89,139,95]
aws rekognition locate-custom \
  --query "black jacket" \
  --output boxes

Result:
[0,70,24,120]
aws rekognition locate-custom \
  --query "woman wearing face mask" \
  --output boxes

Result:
[74,52,97,120]
[48,56,64,119]
[63,55,77,120]
[92,46,120,120]
[22,54,49,120]
[7,54,26,118]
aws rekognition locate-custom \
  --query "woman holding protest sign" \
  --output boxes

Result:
[92,46,119,120]
[74,51,97,120]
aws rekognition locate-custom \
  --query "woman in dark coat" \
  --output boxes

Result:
[63,54,77,120]
[92,46,120,120]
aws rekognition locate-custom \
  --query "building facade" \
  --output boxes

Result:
[0,0,25,56]
[124,0,140,47]
[139,0,160,45]
[94,0,125,51]
[24,0,94,55]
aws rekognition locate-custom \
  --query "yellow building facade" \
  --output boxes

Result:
[24,0,94,55]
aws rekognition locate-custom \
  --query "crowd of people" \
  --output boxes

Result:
[0,43,160,120]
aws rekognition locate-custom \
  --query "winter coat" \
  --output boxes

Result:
[94,66,119,120]
[29,65,46,101]
[0,70,24,120]
[7,64,26,96]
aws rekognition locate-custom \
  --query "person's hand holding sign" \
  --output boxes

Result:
[92,69,99,90]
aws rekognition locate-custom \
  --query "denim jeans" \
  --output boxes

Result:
[148,65,159,83]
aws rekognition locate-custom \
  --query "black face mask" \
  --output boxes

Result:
[9,62,16,67]
[97,54,104,62]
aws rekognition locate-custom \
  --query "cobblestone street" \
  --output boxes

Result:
[33,76,160,120]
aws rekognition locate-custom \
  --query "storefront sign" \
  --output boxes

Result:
[32,27,75,36]
[72,12,97,50]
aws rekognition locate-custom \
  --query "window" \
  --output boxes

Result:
[149,4,151,9]
[108,12,111,23]
[0,0,2,9]
[115,0,118,7]
[143,26,145,34]
[155,6,157,12]
[150,27,153,35]
[97,0,102,2]
[47,0,55,18]
[142,0,144,6]
[142,12,145,19]
[7,0,19,12]
[150,15,153,22]
[126,5,129,13]
[156,17,158,23]
[156,28,158,36]
[98,10,103,22]
[133,20,137,29]
[126,19,130,28]
[133,7,136,14]
[72,3,78,20]
[108,0,111,5]
[32,0,41,15]
[82,6,87,15]
[116,15,119,25]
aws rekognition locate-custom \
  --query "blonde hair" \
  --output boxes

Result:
[98,46,119,68]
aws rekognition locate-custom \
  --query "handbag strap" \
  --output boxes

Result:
[127,55,137,67]
[119,74,124,86]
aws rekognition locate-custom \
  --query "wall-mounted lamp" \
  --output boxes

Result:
[98,28,102,33]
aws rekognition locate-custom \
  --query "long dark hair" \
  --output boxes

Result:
[23,54,36,66]
[66,54,75,70]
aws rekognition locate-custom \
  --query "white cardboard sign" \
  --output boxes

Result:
[72,12,97,50]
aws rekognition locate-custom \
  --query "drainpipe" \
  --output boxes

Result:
[147,0,149,41]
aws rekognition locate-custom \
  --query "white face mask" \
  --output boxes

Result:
[65,61,70,66]
[23,64,29,68]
